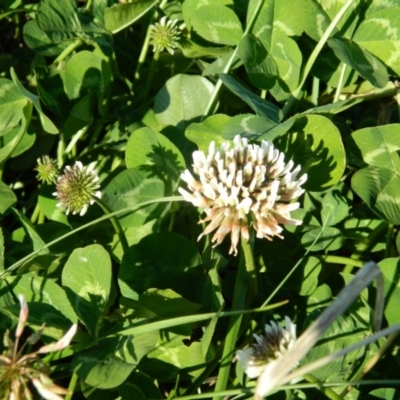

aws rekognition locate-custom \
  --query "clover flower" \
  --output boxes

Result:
[53,161,101,216]
[35,155,58,184]
[0,295,77,400]
[178,135,307,255]
[237,316,297,382]
[149,16,181,55]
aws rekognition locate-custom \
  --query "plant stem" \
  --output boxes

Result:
[202,0,265,119]
[30,203,40,224]
[65,372,79,400]
[333,63,347,103]
[143,49,160,101]
[53,39,83,65]
[95,199,129,253]
[304,373,342,400]
[321,255,364,267]
[214,237,251,399]
[385,222,394,259]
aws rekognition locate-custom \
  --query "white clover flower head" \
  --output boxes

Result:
[53,161,102,216]
[179,135,307,255]
[237,316,297,380]
[35,155,58,184]
[0,295,77,400]
[149,16,181,55]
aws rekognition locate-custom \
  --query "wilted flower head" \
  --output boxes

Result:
[179,135,307,255]
[149,16,181,55]
[237,316,297,381]
[0,295,77,400]
[53,161,101,216]
[35,155,58,184]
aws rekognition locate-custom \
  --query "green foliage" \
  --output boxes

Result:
[1,0,400,398]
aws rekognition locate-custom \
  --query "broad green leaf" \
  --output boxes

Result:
[64,51,111,102]
[23,20,73,56]
[118,372,163,399]
[301,226,344,252]
[2,301,74,340]
[377,258,400,325]
[135,288,202,319]
[0,181,16,214]
[116,330,158,365]
[302,314,368,382]
[182,0,233,31]
[10,68,58,134]
[353,8,400,75]
[202,50,242,76]
[62,244,112,336]
[219,74,282,122]
[257,119,295,141]
[276,115,346,191]
[104,0,156,34]
[125,127,185,187]
[36,0,113,55]
[119,232,211,305]
[154,74,215,131]
[0,105,31,164]
[102,168,165,228]
[0,78,27,134]
[238,34,277,90]
[299,256,322,296]
[62,93,94,137]
[367,388,398,400]
[307,284,332,312]
[328,38,389,88]
[320,190,349,227]
[247,0,303,43]
[5,275,77,323]
[351,124,400,172]
[269,34,302,96]
[295,0,357,41]
[185,114,230,153]
[145,336,208,378]
[73,338,135,388]
[191,5,242,46]
[0,228,4,272]
[310,44,359,88]
[221,113,276,140]
[351,167,400,224]
[11,208,49,254]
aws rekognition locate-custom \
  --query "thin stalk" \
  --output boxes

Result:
[333,63,347,103]
[30,203,40,224]
[133,15,156,86]
[53,39,83,65]
[95,199,129,253]
[143,49,160,101]
[282,0,355,117]
[385,222,394,259]
[213,237,251,399]
[321,255,364,268]
[56,133,65,168]
[305,374,342,400]
[311,76,319,105]
[65,372,79,400]
[202,0,265,119]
